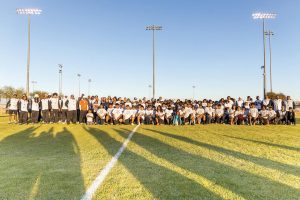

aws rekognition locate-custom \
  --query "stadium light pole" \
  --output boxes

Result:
[192,85,196,101]
[88,79,92,96]
[16,8,42,97]
[146,25,162,100]
[148,85,152,100]
[77,74,81,97]
[58,64,63,96]
[252,12,276,98]
[31,81,37,94]
[265,30,274,93]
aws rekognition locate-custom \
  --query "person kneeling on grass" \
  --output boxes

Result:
[268,107,277,124]
[86,110,94,125]
[214,104,224,124]
[123,105,132,125]
[96,104,107,125]
[248,103,258,126]
[155,106,165,125]
[112,103,123,125]
[286,107,296,125]
[277,106,287,124]
[137,105,146,125]
[259,106,269,125]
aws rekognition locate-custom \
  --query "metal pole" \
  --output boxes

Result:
[26,15,31,97]
[152,29,155,100]
[78,76,81,97]
[268,32,273,93]
[192,86,195,100]
[262,19,267,99]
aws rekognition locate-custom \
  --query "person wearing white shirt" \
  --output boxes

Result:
[259,106,269,125]
[30,94,40,124]
[164,106,174,125]
[155,106,165,125]
[278,106,287,124]
[228,106,236,125]
[50,93,60,123]
[137,105,146,125]
[61,96,69,123]
[236,97,244,108]
[214,104,224,124]
[123,105,132,125]
[18,95,29,124]
[268,106,277,124]
[273,96,283,112]
[41,94,50,123]
[112,103,123,124]
[196,105,206,124]
[145,106,154,124]
[106,104,114,125]
[205,104,214,124]
[263,96,271,107]
[6,93,19,123]
[96,104,107,125]
[248,104,259,125]
[130,107,138,125]
[234,106,244,125]
[284,96,295,112]
[183,104,195,125]
[66,95,77,124]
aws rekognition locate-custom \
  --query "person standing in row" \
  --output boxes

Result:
[41,94,50,123]
[79,97,89,124]
[30,94,40,123]
[18,95,29,124]
[60,95,68,124]
[50,93,60,123]
[6,93,19,124]
[66,95,77,124]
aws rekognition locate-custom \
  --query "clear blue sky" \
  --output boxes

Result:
[0,0,299,100]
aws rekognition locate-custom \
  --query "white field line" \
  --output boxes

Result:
[81,125,140,200]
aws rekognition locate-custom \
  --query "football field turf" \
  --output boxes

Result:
[0,115,299,200]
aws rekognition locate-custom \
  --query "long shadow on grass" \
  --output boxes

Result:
[222,134,300,152]
[0,126,85,199]
[143,128,300,177]
[83,126,223,200]
[116,127,300,200]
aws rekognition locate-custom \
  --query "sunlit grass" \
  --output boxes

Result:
[0,115,299,199]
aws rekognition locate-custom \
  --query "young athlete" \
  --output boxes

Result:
[41,94,50,123]
[30,94,40,124]
[61,96,68,124]
[155,106,165,125]
[286,107,296,125]
[18,94,29,124]
[66,95,77,124]
[50,93,60,123]
[259,106,269,125]
[205,103,214,124]
[123,105,132,125]
[106,104,114,124]
[96,104,107,125]
[137,105,146,125]
[112,103,123,125]
[268,106,277,124]
[248,103,259,126]
[6,93,19,124]
[214,104,224,124]
[86,110,94,125]
[145,106,154,125]
[79,97,89,124]
[164,106,173,125]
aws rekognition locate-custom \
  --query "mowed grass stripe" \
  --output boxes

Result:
[141,127,300,189]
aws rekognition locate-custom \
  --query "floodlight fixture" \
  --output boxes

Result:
[252,12,276,19]
[16,8,42,15]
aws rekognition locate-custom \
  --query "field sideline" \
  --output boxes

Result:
[0,115,299,200]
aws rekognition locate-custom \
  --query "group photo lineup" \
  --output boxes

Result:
[0,1,299,200]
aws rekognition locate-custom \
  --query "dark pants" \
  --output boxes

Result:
[50,109,59,123]
[19,111,28,124]
[42,110,50,123]
[61,109,68,122]
[79,110,87,123]
[67,110,77,124]
[31,111,39,123]
[145,116,152,124]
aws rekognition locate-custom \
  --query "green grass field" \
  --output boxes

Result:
[0,115,299,200]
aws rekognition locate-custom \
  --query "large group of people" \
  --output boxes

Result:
[5,93,297,126]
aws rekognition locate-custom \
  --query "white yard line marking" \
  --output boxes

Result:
[81,125,140,200]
